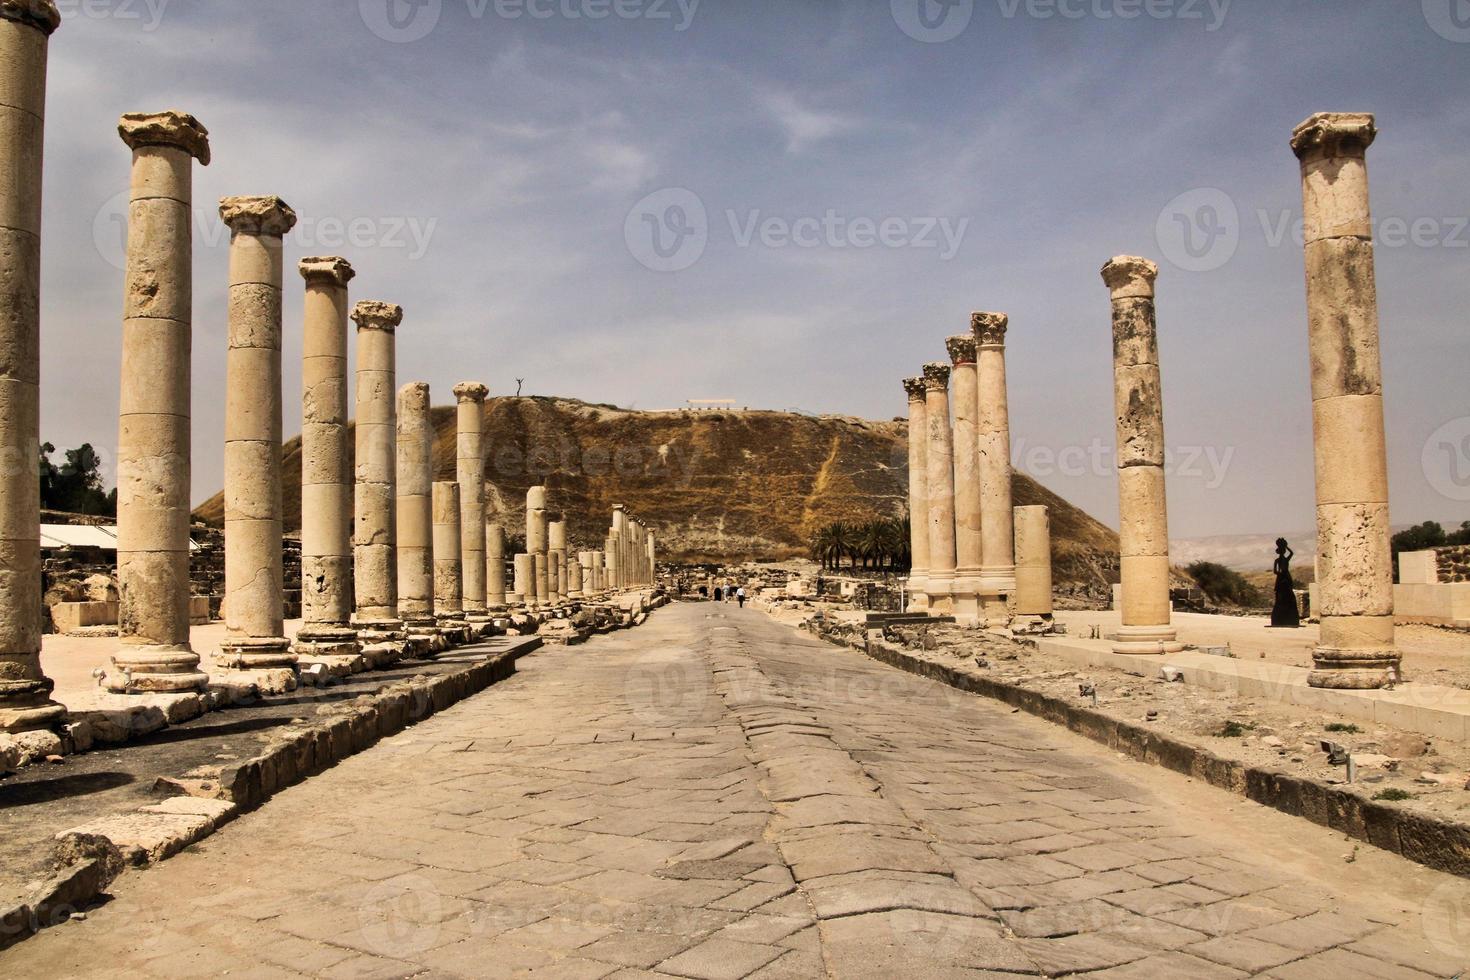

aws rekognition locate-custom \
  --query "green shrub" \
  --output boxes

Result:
[1372,788,1413,802]
[1186,561,1263,607]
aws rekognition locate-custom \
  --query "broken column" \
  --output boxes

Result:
[526,486,547,607]
[973,313,1017,628]
[453,383,489,621]
[1012,505,1054,626]
[510,553,532,609]
[293,256,359,663]
[1101,258,1181,654]
[534,552,549,610]
[432,482,464,623]
[947,336,982,625]
[1292,112,1399,689]
[109,109,211,696]
[0,0,66,729]
[215,196,298,689]
[396,382,436,635]
[922,363,957,614]
[486,522,507,611]
[548,517,566,604]
[568,555,584,599]
[902,377,931,613]
[351,301,405,643]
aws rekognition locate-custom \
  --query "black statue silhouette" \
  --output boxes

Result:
[1270,538,1301,628]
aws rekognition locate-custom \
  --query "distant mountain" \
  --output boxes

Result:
[195,396,1123,585]
[1170,532,1317,572]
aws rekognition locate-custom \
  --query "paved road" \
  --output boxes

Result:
[7,603,1469,978]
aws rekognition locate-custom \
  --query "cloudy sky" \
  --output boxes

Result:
[34,0,1470,540]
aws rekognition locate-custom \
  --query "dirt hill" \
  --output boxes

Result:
[194,397,1121,586]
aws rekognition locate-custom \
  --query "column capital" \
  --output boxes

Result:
[398,381,430,412]
[299,256,355,287]
[902,377,926,402]
[453,382,489,404]
[921,362,950,391]
[219,196,298,237]
[352,300,403,332]
[118,110,211,165]
[0,0,60,34]
[1291,112,1376,161]
[971,312,1009,347]
[1100,256,1158,299]
[945,334,976,365]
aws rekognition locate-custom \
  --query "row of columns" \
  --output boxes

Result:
[507,484,627,610]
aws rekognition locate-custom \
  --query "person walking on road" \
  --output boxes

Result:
[737,587,746,608]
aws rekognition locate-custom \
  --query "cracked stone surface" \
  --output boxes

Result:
[6,603,1468,978]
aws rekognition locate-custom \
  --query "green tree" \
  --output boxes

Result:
[39,442,114,517]
[1186,560,1262,607]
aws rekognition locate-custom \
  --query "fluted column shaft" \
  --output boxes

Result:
[109,110,210,695]
[453,383,488,616]
[1102,258,1181,654]
[351,301,403,631]
[922,363,956,613]
[433,481,463,619]
[903,378,930,613]
[295,257,357,652]
[217,196,297,673]
[1292,113,1398,689]
[0,2,65,728]
[396,382,434,629]
[486,522,507,610]
[974,313,1017,628]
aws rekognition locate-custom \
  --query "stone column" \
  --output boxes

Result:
[922,363,956,614]
[534,552,549,610]
[947,335,982,625]
[433,482,463,622]
[527,506,547,608]
[646,531,656,586]
[108,110,211,696]
[1013,505,1054,623]
[0,1,65,729]
[548,518,566,604]
[294,256,358,660]
[568,555,584,598]
[351,301,404,638]
[902,377,931,613]
[612,506,628,588]
[1292,113,1398,689]
[453,383,489,620]
[486,522,507,611]
[396,382,435,633]
[1101,258,1181,654]
[215,196,298,686]
[973,313,1017,628]
[511,553,532,608]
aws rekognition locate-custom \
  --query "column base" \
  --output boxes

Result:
[293,624,359,655]
[108,644,210,694]
[1112,625,1183,655]
[214,638,298,694]
[0,679,67,734]
[1308,646,1401,689]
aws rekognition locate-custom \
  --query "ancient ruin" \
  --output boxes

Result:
[349,300,404,644]
[974,312,1017,628]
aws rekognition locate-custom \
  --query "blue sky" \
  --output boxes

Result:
[35,0,1470,539]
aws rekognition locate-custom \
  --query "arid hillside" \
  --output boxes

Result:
[195,397,1121,586]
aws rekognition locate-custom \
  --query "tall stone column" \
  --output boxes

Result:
[534,552,549,610]
[453,383,489,619]
[922,363,956,614]
[527,506,547,608]
[1101,258,1181,654]
[432,482,463,621]
[1013,505,1054,624]
[605,537,617,592]
[396,382,435,633]
[351,301,404,639]
[973,313,1017,628]
[486,522,507,611]
[109,110,211,696]
[947,336,982,625]
[215,196,298,686]
[646,531,656,586]
[548,518,566,604]
[0,1,65,729]
[294,256,358,660]
[511,553,532,608]
[594,551,606,593]
[613,505,628,588]
[902,377,931,613]
[1292,113,1399,689]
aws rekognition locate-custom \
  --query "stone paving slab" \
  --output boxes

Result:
[2,603,1468,978]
